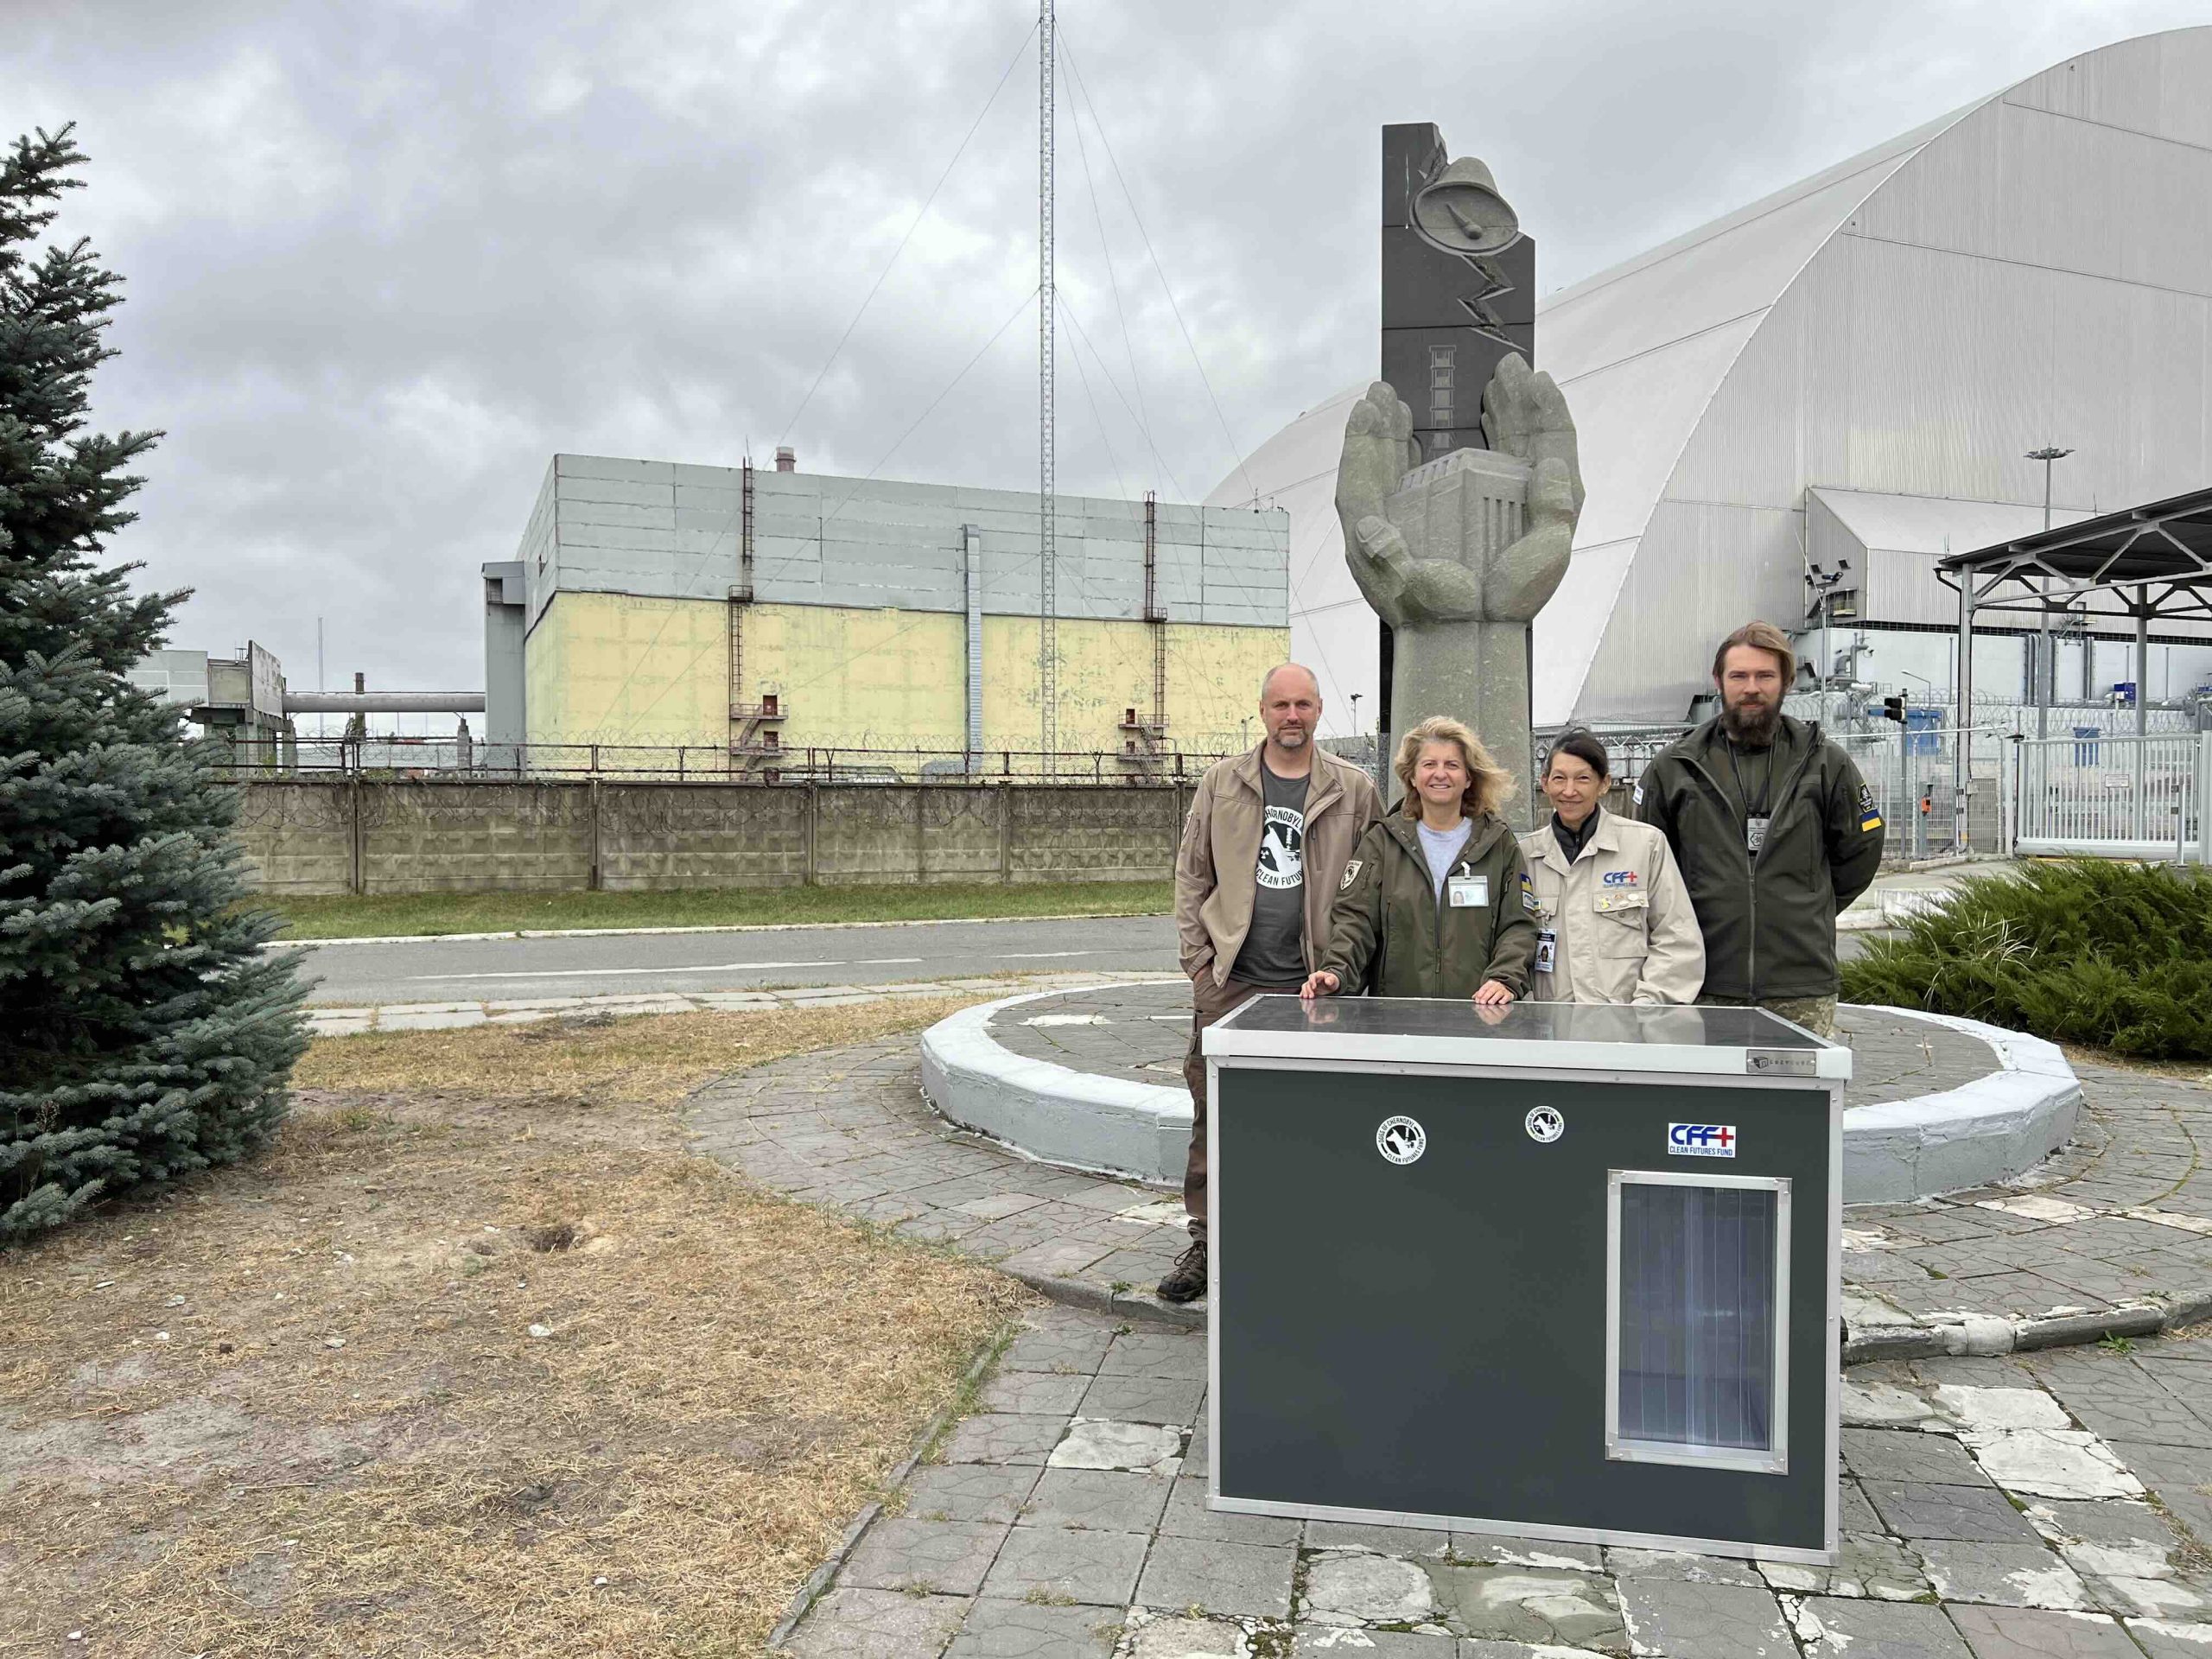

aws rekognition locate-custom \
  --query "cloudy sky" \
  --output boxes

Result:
[10,0,2203,717]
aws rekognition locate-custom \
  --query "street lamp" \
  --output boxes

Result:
[2026,446,2074,738]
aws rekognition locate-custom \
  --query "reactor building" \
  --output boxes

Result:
[483,448,1291,773]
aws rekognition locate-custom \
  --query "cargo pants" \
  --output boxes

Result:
[1695,991,1839,1039]
[1182,974,1302,1243]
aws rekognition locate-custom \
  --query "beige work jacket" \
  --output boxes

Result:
[1516,807,1705,1005]
[1175,745,1384,989]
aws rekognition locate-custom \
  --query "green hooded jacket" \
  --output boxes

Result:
[1319,812,1541,999]
[1634,714,1885,1000]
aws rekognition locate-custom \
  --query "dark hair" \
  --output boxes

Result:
[1542,729,1610,782]
[1711,620,1796,685]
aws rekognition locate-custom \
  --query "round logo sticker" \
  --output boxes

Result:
[1524,1106,1565,1144]
[1375,1115,1427,1166]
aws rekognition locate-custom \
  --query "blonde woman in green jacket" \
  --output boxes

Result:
[1302,715,1541,1005]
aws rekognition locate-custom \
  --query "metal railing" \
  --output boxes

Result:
[2013,731,2212,862]
[207,737,1238,785]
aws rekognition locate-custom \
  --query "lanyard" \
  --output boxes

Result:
[1725,741,1775,821]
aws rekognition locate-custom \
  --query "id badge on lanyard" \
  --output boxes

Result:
[1446,872,1490,909]
[1535,928,1558,974]
[1745,815,1770,856]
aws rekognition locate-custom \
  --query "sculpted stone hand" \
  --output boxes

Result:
[1335,354,1583,629]
[1338,353,1584,823]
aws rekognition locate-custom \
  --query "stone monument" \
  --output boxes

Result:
[1346,139,1584,824]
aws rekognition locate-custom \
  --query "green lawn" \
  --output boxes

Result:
[258,879,1175,939]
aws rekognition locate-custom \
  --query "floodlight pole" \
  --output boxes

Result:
[2026,446,2072,741]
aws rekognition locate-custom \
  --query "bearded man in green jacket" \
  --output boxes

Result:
[1635,621,1885,1039]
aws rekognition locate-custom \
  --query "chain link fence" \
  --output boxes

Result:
[207,735,1239,785]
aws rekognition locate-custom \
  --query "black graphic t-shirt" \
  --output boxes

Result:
[1230,762,1309,988]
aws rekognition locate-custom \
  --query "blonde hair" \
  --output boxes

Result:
[1393,715,1516,821]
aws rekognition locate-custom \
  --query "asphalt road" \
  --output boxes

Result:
[286,913,1182,1006]
[288,910,1884,1008]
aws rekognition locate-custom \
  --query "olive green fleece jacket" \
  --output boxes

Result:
[1319,812,1541,998]
[1634,714,1885,1001]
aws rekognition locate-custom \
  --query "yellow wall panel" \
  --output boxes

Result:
[736,605,968,750]
[525,592,1287,760]
[524,592,726,749]
[982,616,1287,757]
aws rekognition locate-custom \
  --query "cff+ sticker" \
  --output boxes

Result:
[1669,1123,1738,1158]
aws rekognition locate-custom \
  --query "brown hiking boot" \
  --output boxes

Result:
[1156,1241,1207,1304]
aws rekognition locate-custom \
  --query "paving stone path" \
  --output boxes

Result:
[683,1021,2212,1653]
[690,1036,1202,1325]
[690,1030,2212,1349]
[775,1299,2212,1656]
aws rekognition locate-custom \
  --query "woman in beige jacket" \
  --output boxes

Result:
[1516,731,1704,1005]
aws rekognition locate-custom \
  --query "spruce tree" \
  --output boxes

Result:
[0,127,308,1243]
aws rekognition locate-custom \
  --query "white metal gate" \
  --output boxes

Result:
[2012,732,2212,862]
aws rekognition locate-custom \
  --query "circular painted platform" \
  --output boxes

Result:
[918,980,2083,1204]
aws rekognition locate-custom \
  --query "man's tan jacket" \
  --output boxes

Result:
[1516,806,1705,1005]
[1175,745,1384,988]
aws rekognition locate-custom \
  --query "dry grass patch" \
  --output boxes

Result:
[295,995,983,1105]
[1,997,1029,1656]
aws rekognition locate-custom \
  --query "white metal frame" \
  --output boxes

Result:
[1203,1045,1846,1565]
[1202,1003,1852,1081]
[1605,1168,1793,1477]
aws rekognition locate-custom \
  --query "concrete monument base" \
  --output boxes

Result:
[918,979,2081,1205]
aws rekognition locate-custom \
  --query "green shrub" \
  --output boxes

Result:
[1840,859,2212,1059]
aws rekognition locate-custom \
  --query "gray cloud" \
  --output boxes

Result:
[7,0,2203,715]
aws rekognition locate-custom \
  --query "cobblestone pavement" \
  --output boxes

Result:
[778,1299,2212,1656]
[691,1015,2212,1349]
[689,1037,1202,1325]
[1848,1058,2212,1360]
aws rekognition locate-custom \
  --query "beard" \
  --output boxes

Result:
[1720,696,1781,746]
[1270,725,1309,748]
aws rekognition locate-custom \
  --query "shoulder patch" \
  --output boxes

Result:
[1339,859,1363,892]
[1520,869,1540,912]
[1859,782,1876,812]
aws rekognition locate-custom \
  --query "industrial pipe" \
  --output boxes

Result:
[283,692,486,714]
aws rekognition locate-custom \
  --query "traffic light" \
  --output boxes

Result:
[1881,695,1907,724]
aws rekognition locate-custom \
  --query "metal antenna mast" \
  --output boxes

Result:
[1038,0,1057,768]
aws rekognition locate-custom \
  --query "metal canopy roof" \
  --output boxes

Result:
[1937,485,2212,624]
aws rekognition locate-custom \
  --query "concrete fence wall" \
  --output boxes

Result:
[232,779,1195,896]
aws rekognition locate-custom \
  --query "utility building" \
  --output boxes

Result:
[484,451,1289,772]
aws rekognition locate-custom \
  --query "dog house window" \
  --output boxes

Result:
[1605,1170,1789,1475]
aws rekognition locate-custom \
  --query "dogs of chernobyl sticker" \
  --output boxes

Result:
[1375,1116,1427,1165]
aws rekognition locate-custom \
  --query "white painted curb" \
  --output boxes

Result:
[921,982,1192,1186]
[920,984,2084,1205]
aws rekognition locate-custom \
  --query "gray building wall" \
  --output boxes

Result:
[480,561,527,766]
[512,453,1288,635]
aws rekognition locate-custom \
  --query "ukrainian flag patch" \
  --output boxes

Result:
[1860,811,1883,832]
